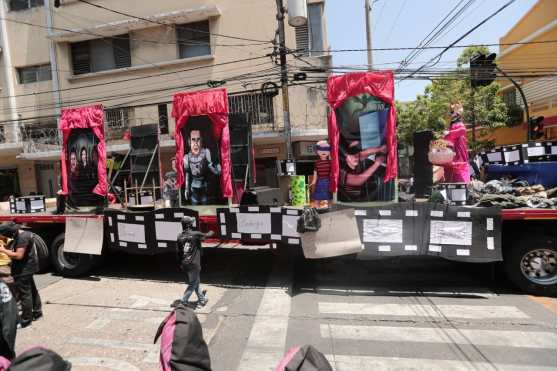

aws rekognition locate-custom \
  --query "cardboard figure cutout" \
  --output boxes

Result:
[310,140,332,209]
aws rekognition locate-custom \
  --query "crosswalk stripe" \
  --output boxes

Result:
[325,354,557,371]
[321,324,557,349]
[236,265,292,371]
[319,303,529,319]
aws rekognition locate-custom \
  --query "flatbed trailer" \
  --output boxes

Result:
[0,206,555,296]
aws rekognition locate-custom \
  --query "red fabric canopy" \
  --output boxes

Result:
[171,88,233,198]
[58,104,107,197]
[327,71,398,192]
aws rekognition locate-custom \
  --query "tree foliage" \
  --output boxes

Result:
[396,46,508,152]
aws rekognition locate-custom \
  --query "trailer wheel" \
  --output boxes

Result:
[50,233,98,277]
[32,233,51,273]
[505,235,557,296]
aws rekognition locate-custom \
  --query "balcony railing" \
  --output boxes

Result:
[21,125,62,154]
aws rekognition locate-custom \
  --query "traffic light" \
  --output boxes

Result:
[470,53,497,88]
[528,116,544,141]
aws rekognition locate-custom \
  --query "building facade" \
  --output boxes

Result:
[491,0,557,145]
[0,0,330,199]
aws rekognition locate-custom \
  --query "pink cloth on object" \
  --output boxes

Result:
[443,122,470,183]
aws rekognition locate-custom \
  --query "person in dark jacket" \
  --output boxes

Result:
[0,281,17,361]
[0,223,42,328]
[175,217,207,308]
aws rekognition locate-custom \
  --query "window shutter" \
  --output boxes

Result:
[113,34,132,69]
[295,24,309,56]
[71,41,91,75]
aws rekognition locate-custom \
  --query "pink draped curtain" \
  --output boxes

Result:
[326,71,398,192]
[171,88,233,198]
[58,104,107,197]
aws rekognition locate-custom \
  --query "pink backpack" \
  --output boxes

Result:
[275,345,333,371]
[154,305,211,371]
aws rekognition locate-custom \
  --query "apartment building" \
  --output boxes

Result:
[0,0,330,199]
[490,0,557,145]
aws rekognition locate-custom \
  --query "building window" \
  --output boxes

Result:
[158,104,169,135]
[9,0,43,11]
[176,21,211,59]
[229,93,274,126]
[294,2,325,56]
[71,34,131,75]
[17,64,52,84]
[503,88,517,108]
[105,107,130,140]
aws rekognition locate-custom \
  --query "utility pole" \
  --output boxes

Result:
[276,0,293,161]
[45,0,62,117]
[365,0,373,70]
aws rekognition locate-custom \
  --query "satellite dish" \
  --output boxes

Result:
[287,0,308,27]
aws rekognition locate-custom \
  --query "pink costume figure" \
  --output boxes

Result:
[443,103,470,184]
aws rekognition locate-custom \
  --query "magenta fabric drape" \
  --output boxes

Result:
[326,71,398,192]
[171,88,233,198]
[58,104,107,196]
[443,121,470,183]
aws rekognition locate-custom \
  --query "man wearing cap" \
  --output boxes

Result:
[0,223,42,328]
[175,216,207,308]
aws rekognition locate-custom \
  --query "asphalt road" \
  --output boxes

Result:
[25,249,557,371]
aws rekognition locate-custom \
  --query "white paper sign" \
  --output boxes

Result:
[118,223,146,243]
[236,213,272,234]
[155,221,182,241]
[282,215,300,237]
[363,219,403,243]
[486,218,494,231]
[487,152,503,162]
[429,221,472,246]
[504,150,520,163]
[528,146,545,157]
[30,199,44,210]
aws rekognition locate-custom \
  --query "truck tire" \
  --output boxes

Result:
[33,233,51,273]
[50,233,98,277]
[505,235,557,296]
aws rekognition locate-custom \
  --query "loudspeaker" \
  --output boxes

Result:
[413,130,433,198]
[129,124,160,192]
[229,113,252,183]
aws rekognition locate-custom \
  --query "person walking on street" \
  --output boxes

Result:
[175,217,208,308]
[0,223,42,329]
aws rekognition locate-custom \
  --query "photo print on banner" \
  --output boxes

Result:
[337,93,391,202]
[181,116,224,205]
[327,72,398,203]
[67,129,100,206]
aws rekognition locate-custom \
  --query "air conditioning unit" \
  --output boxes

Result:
[294,141,316,157]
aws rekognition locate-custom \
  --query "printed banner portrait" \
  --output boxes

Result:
[67,129,100,206]
[59,104,107,206]
[172,88,233,204]
[327,72,398,203]
[181,116,224,205]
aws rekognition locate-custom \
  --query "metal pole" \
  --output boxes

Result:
[471,88,476,144]
[495,66,530,141]
[276,0,293,160]
[365,0,373,70]
[0,3,19,143]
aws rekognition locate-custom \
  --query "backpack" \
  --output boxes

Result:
[297,208,322,233]
[177,233,198,271]
[154,305,211,371]
[275,345,333,371]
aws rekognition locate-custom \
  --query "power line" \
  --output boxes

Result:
[398,0,475,71]
[401,0,518,81]
[383,0,408,45]
[0,54,275,100]
[76,0,270,44]
[0,16,271,48]
[314,39,557,53]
